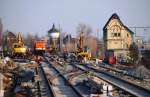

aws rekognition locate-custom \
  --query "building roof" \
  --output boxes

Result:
[103,13,134,34]
[7,31,16,38]
[48,24,59,33]
[63,34,71,43]
[63,34,77,44]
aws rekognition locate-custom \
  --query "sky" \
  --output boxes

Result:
[0,0,150,39]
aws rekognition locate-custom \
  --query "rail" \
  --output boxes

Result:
[38,61,56,97]
[73,63,150,97]
[44,57,83,97]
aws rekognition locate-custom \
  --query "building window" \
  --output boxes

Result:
[126,44,129,48]
[127,44,129,48]
[118,33,121,37]
[127,33,129,37]
[112,32,121,37]
[114,33,117,37]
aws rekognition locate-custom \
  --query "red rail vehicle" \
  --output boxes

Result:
[34,40,46,55]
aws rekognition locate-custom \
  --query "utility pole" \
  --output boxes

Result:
[97,29,99,58]
[79,32,83,50]
[68,32,71,52]
[59,24,63,53]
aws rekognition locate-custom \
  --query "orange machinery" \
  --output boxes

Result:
[34,40,46,55]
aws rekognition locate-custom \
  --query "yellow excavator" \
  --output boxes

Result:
[12,32,27,57]
[77,32,91,62]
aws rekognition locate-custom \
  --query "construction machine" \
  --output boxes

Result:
[12,32,27,57]
[77,32,91,62]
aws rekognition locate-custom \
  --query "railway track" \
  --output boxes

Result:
[94,63,150,90]
[38,61,56,97]
[71,62,150,97]
[46,55,135,96]
[98,63,143,80]
[38,57,83,97]
[18,54,149,97]
[45,56,110,97]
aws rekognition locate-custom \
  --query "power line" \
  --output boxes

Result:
[129,27,150,28]
[129,27,150,37]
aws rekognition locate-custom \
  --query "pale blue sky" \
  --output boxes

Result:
[0,0,150,38]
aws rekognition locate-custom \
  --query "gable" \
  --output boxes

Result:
[103,13,134,35]
[106,18,122,30]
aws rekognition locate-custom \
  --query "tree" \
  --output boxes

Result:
[76,23,98,57]
[127,42,139,64]
[24,33,34,49]
[76,23,92,37]
[34,33,39,40]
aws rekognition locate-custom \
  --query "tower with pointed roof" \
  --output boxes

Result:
[48,24,60,49]
[103,13,134,61]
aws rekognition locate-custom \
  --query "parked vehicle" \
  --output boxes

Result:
[34,40,46,55]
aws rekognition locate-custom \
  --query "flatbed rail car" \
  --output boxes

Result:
[34,40,46,55]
